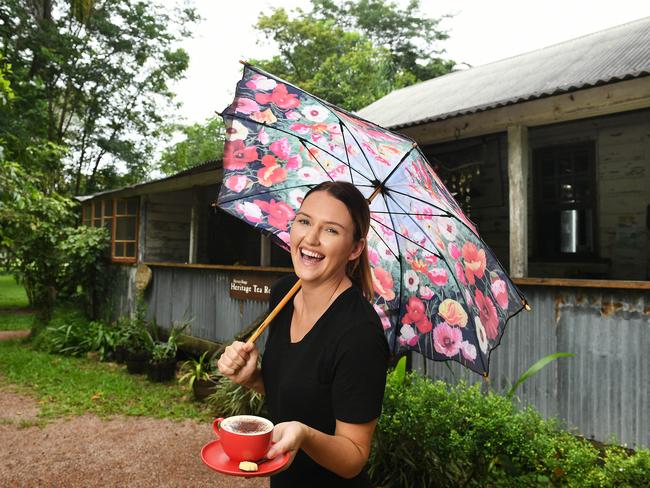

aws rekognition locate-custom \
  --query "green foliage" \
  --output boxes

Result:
[149,320,190,363]
[206,371,267,418]
[179,351,216,389]
[0,54,14,106]
[252,0,455,111]
[0,333,211,421]
[0,313,34,331]
[0,0,197,194]
[369,369,650,487]
[158,117,225,176]
[0,161,110,320]
[507,352,574,400]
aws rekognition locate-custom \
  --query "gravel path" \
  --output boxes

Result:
[0,388,269,488]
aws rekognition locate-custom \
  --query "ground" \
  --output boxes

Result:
[0,386,269,488]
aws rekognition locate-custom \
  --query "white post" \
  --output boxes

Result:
[507,125,529,278]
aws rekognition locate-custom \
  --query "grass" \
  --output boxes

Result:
[0,313,34,331]
[0,273,30,309]
[0,337,213,422]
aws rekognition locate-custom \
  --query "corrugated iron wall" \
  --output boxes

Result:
[415,285,650,449]
[111,266,649,448]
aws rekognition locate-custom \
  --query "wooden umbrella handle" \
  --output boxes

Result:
[247,279,302,344]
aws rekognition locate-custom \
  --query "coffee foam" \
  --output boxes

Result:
[221,415,273,435]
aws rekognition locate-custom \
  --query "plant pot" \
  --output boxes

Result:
[126,350,150,374]
[147,358,177,382]
[114,346,128,364]
[193,378,218,401]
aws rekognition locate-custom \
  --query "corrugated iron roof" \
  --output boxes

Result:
[357,17,650,129]
[76,159,222,201]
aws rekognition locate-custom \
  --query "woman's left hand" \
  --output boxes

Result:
[266,421,307,466]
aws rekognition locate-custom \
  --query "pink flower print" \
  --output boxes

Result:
[245,74,277,91]
[460,341,477,361]
[233,97,260,115]
[372,267,395,301]
[367,247,380,266]
[286,154,302,170]
[411,258,429,275]
[462,242,486,285]
[254,199,295,231]
[269,138,290,160]
[475,289,499,340]
[418,285,434,300]
[455,261,467,285]
[285,110,301,120]
[491,279,509,309]
[257,164,287,188]
[224,175,249,193]
[373,304,392,331]
[399,324,419,347]
[415,206,434,221]
[433,322,462,357]
[255,83,300,110]
[236,201,262,224]
[223,141,258,170]
[438,299,468,327]
[428,268,448,286]
[448,242,461,260]
[475,316,488,353]
[402,296,432,333]
[296,166,324,183]
[425,253,438,266]
[438,220,457,241]
[257,127,270,145]
[289,123,311,135]
[464,289,474,307]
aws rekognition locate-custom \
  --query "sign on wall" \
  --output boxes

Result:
[229,273,280,301]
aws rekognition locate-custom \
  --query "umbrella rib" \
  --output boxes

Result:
[370,215,442,259]
[298,138,374,185]
[337,120,381,186]
[367,219,400,261]
[218,182,325,206]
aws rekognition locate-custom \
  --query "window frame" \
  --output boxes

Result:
[82,197,139,264]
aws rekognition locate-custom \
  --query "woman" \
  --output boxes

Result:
[218,181,389,487]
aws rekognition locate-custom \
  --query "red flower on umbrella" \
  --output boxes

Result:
[254,199,295,231]
[402,296,432,333]
[462,242,486,285]
[224,141,258,170]
[372,267,395,301]
[255,83,300,110]
[475,289,498,340]
[258,164,287,188]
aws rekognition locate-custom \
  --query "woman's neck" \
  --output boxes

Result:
[300,273,351,311]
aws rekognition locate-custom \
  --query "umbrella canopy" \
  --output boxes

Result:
[218,63,528,375]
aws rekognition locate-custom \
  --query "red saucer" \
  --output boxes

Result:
[201,439,290,478]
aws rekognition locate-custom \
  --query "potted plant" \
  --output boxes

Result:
[179,351,217,400]
[146,321,189,382]
[123,317,153,374]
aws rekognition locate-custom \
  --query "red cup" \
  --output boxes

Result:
[212,415,273,462]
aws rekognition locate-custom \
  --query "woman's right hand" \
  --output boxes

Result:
[217,341,260,387]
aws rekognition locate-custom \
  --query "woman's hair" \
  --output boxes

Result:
[303,181,374,301]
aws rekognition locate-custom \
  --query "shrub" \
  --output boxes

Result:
[206,371,266,418]
[368,369,650,488]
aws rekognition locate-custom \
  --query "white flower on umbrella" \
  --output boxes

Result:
[438,220,457,241]
[404,270,420,292]
[296,166,325,183]
[257,127,270,145]
[288,189,305,209]
[236,201,262,224]
[399,324,418,346]
[245,74,277,91]
[475,316,489,353]
[301,104,329,122]
[225,119,248,141]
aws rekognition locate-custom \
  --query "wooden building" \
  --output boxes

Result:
[79,18,650,448]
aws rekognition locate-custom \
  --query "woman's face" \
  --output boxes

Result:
[290,190,365,287]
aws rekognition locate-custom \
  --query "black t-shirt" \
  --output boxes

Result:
[262,274,389,488]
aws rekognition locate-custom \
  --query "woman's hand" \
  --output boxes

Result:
[265,421,307,469]
[216,341,260,388]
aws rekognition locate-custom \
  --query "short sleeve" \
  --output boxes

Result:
[332,320,388,423]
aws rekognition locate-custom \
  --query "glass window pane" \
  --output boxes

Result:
[83,205,91,221]
[127,198,138,215]
[104,200,113,216]
[94,203,102,218]
[114,242,125,257]
[117,200,127,215]
[116,217,136,240]
[93,220,101,228]
[126,242,135,257]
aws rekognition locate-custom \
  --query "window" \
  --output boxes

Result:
[82,197,139,263]
[534,142,597,258]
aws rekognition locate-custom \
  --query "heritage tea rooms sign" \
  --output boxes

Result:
[229,273,280,301]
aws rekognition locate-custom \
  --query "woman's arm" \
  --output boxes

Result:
[266,418,377,479]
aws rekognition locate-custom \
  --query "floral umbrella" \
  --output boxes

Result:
[217,63,529,376]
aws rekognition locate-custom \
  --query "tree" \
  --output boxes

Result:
[252,0,455,111]
[0,0,197,195]
[158,116,226,176]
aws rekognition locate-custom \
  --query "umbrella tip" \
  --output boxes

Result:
[239,59,248,66]
[412,142,417,148]
[523,299,532,311]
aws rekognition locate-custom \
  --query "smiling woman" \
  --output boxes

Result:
[218,181,389,487]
